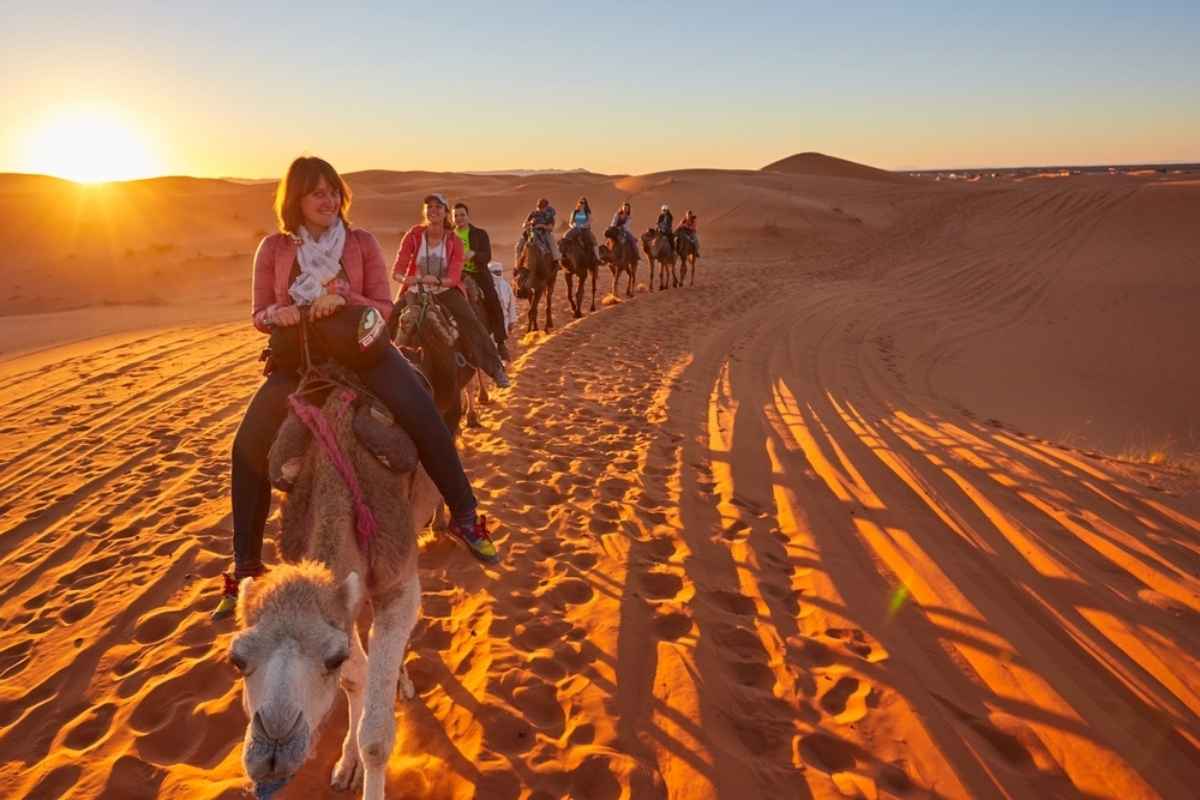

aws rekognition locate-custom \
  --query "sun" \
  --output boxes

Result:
[21,107,163,184]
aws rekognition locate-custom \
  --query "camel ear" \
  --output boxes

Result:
[337,572,364,620]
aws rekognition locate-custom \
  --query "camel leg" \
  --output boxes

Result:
[590,267,597,311]
[477,370,491,405]
[330,624,369,790]
[359,575,421,800]
[564,271,577,316]
[465,373,481,428]
[648,260,655,292]
[545,274,555,331]
[527,289,538,332]
[691,256,697,286]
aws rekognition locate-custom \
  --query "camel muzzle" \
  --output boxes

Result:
[244,708,310,784]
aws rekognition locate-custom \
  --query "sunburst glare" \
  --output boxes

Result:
[19,107,163,184]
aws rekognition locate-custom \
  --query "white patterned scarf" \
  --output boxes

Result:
[289,219,346,305]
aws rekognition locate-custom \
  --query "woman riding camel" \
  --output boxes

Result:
[566,196,598,259]
[677,209,700,256]
[610,201,638,261]
[394,193,509,386]
[215,158,500,619]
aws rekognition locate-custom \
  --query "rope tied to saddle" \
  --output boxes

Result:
[289,388,378,556]
[288,315,380,557]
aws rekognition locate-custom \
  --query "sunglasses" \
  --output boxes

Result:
[423,196,447,207]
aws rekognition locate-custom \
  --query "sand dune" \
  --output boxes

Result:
[762,152,917,184]
[1,160,1199,798]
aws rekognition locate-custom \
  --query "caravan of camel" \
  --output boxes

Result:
[228,182,701,799]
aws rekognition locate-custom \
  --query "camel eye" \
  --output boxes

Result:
[324,652,348,673]
[229,652,248,673]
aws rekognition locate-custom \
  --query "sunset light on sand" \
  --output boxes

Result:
[1,3,1199,800]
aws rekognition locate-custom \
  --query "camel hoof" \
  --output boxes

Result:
[331,752,363,791]
[399,667,416,700]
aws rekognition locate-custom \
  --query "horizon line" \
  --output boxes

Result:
[4,157,1199,187]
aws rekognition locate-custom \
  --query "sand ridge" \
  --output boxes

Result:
[1,163,1199,798]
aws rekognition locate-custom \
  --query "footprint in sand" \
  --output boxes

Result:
[569,754,624,800]
[645,536,678,560]
[528,652,567,681]
[545,577,595,606]
[477,702,537,755]
[708,588,758,616]
[24,765,83,800]
[652,610,693,641]
[825,627,889,662]
[132,608,188,644]
[61,702,118,750]
[511,679,566,734]
[727,659,775,691]
[563,550,599,570]
[57,554,120,590]
[98,753,165,798]
[639,570,685,601]
[799,732,858,772]
[59,598,95,625]
[819,675,874,724]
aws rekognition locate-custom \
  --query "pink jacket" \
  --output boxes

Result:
[393,224,466,295]
[251,229,393,333]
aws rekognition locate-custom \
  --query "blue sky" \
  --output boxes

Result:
[2,1,1197,178]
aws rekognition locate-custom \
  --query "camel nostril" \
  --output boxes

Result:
[253,708,305,743]
[284,709,304,739]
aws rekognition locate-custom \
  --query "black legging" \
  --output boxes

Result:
[466,268,507,344]
[433,289,505,381]
[230,345,476,578]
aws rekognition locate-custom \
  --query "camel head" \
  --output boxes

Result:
[229,561,363,786]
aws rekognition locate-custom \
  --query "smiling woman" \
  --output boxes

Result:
[19,108,163,183]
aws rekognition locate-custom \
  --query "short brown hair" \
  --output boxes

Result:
[274,156,352,234]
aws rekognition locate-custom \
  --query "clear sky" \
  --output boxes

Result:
[2,1,1197,180]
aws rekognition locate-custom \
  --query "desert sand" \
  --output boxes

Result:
[1,154,1199,799]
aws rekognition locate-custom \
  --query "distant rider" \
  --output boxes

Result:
[676,210,699,256]
[515,197,560,268]
[656,204,675,247]
[610,201,638,262]
[565,196,598,260]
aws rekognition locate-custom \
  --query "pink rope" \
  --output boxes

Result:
[289,389,378,555]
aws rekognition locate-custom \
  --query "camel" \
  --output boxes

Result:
[675,229,699,287]
[559,229,599,317]
[641,229,678,291]
[229,372,442,800]
[599,224,638,298]
[514,229,558,332]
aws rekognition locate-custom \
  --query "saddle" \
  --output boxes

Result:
[528,228,552,255]
[268,366,419,493]
[394,292,458,349]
